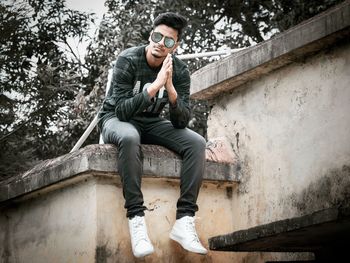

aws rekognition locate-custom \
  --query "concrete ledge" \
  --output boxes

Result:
[0,164,237,262]
[0,141,240,203]
[190,1,350,100]
[209,205,350,260]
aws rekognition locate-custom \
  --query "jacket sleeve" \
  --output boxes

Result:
[169,66,191,129]
[110,56,153,121]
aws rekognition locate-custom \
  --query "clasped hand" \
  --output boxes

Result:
[151,54,177,104]
[156,53,173,89]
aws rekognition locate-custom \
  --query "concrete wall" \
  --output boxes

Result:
[1,176,98,262]
[0,173,239,262]
[0,142,241,262]
[187,3,350,261]
[204,28,350,263]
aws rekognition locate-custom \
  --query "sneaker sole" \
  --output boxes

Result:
[134,247,155,258]
[169,232,207,255]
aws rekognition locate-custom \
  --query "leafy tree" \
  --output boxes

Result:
[0,0,94,180]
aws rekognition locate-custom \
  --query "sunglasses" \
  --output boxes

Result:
[151,31,176,49]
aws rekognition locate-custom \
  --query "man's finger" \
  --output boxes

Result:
[162,55,171,69]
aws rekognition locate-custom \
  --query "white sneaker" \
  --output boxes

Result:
[169,216,208,254]
[128,216,154,258]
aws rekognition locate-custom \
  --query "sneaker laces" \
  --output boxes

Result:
[184,217,200,243]
[131,217,148,244]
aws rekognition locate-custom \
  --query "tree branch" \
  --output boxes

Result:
[60,38,89,72]
[0,93,57,142]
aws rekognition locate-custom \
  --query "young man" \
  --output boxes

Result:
[98,12,207,258]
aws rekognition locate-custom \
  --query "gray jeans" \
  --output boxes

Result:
[101,115,206,219]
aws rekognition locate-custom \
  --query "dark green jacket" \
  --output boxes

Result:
[98,45,191,129]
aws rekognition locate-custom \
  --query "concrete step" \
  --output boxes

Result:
[209,205,350,262]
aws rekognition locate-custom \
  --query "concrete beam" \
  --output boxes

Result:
[190,1,350,100]
[0,142,240,204]
[209,206,350,260]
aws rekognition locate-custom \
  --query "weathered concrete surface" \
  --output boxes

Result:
[0,178,98,263]
[209,206,350,261]
[204,21,350,263]
[0,140,240,262]
[0,140,240,204]
[190,0,350,100]
[0,174,238,262]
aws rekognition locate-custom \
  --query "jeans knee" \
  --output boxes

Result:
[190,134,206,154]
[118,133,140,149]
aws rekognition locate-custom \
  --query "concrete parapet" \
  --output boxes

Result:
[190,0,350,100]
[0,140,240,204]
[0,142,240,262]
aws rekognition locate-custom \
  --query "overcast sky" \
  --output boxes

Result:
[64,0,107,61]
[65,0,106,19]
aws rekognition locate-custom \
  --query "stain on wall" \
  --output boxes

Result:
[288,165,350,215]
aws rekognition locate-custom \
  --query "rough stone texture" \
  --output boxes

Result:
[190,1,350,100]
[0,140,239,204]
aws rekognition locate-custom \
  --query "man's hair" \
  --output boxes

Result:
[153,12,188,41]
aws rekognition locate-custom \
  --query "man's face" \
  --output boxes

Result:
[148,24,179,59]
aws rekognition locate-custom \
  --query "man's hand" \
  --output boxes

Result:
[147,54,173,98]
[164,55,178,105]
[159,54,173,86]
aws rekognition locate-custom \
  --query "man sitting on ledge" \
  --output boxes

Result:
[98,12,207,258]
